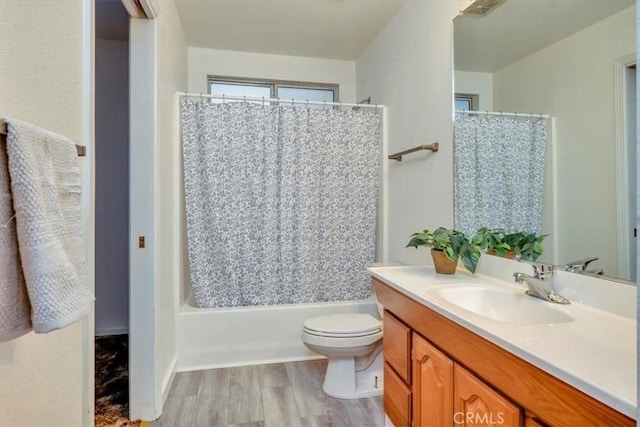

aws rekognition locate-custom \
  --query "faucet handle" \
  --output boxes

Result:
[564,257,599,272]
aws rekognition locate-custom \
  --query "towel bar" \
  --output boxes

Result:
[0,120,86,157]
[388,143,439,161]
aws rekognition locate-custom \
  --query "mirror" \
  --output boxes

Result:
[453,0,636,282]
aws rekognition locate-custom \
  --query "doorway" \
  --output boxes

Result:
[95,0,131,424]
[614,55,636,281]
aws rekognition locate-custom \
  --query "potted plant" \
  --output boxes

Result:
[471,227,515,258]
[506,231,547,261]
[406,227,481,274]
[472,227,547,261]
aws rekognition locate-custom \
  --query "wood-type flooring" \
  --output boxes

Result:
[150,359,384,427]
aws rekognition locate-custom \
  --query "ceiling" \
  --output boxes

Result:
[174,0,406,60]
[454,0,635,73]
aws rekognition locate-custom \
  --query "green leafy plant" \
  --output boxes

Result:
[471,227,511,257]
[472,227,547,261]
[406,227,481,273]
[507,231,547,261]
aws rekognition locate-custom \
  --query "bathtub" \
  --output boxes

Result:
[176,294,380,372]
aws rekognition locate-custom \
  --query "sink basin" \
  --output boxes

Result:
[428,285,574,324]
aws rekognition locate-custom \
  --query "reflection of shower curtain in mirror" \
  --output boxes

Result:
[454,114,546,236]
[181,100,381,308]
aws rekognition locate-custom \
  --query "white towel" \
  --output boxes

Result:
[0,135,32,341]
[1,118,93,335]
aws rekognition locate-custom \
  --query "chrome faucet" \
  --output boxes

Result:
[513,263,570,304]
[564,257,604,275]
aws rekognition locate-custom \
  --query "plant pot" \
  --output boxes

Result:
[486,249,518,259]
[431,248,458,274]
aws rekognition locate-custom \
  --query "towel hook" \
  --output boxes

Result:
[223,94,225,104]
[262,96,265,106]
[291,98,295,108]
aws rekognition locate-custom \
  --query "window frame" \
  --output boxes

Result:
[207,75,340,103]
[455,93,479,111]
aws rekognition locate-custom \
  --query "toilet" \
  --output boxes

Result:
[301,312,383,399]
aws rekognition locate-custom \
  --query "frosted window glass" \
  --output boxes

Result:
[210,83,271,103]
[455,98,472,111]
[277,87,335,109]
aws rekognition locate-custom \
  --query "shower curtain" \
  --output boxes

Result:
[181,100,381,308]
[454,114,547,237]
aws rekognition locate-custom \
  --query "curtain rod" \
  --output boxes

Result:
[455,110,549,119]
[176,92,384,109]
[0,120,86,157]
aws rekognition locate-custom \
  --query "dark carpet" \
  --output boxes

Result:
[95,334,141,427]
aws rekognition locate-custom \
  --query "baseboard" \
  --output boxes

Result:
[161,356,178,406]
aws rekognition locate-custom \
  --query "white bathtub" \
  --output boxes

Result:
[176,295,380,372]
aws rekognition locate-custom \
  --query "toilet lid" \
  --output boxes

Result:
[303,313,381,335]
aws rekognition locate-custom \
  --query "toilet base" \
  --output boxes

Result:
[322,349,384,399]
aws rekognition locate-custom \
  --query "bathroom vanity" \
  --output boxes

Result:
[369,265,636,427]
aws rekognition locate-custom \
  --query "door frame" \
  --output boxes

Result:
[613,53,636,281]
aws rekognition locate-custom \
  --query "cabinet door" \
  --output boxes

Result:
[525,415,547,427]
[384,362,412,427]
[383,310,411,383]
[413,333,454,427]
[454,364,521,427]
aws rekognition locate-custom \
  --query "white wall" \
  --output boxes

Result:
[95,38,129,336]
[493,6,635,278]
[188,47,357,103]
[357,1,468,265]
[0,1,93,426]
[454,70,493,111]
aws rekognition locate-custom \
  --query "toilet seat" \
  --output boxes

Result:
[303,328,381,338]
[303,313,381,337]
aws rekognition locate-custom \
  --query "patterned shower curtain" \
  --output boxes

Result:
[454,114,547,237]
[181,100,381,308]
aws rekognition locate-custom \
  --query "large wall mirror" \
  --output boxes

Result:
[453,0,636,283]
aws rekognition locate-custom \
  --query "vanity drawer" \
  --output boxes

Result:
[383,310,411,382]
[384,362,412,427]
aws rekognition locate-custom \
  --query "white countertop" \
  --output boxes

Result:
[368,265,637,419]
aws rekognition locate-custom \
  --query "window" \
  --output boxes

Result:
[208,76,338,109]
[455,93,479,111]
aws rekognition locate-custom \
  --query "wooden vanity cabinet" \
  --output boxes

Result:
[412,333,453,427]
[374,277,635,427]
[383,311,411,383]
[454,364,521,427]
[384,361,412,427]
[383,311,412,426]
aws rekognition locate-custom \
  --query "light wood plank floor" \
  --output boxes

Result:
[150,359,384,427]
